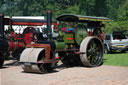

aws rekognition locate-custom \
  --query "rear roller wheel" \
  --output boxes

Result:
[20,48,53,73]
[80,36,103,67]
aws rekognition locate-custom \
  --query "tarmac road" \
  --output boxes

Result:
[0,60,128,85]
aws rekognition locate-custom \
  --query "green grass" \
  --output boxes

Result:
[103,52,128,67]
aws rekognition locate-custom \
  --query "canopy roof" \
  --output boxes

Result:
[56,14,110,22]
[4,18,56,25]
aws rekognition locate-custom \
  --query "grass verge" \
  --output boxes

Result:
[103,52,128,67]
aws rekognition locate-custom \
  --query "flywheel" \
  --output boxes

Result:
[74,24,88,46]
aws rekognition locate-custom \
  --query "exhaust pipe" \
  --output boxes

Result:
[47,10,52,41]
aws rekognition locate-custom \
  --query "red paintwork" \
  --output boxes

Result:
[10,32,16,38]
[24,33,33,44]
[26,44,51,60]
[66,38,74,40]
[88,31,93,36]
[56,56,60,60]
[13,22,57,26]
[10,32,23,40]
[62,28,66,32]
[8,41,25,51]
[99,32,105,40]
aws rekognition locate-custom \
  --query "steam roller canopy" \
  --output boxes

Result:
[75,24,88,46]
[20,48,48,73]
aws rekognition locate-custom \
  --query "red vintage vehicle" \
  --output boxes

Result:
[0,14,57,67]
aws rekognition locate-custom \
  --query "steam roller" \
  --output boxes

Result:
[20,44,54,73]
[18,10,109,74]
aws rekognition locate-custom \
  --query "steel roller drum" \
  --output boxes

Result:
[20,48,45,73]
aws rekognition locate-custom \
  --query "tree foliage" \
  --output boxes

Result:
[117,0,128,21]
[0,0,128,33]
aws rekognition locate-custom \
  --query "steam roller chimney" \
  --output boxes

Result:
[47,10,52,41]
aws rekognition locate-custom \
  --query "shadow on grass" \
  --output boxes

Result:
[102,59,108,64]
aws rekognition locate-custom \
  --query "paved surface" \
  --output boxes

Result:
[0,60,128,85]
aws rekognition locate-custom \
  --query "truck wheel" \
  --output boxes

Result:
[121,50,126,53]
[80,36,103,67]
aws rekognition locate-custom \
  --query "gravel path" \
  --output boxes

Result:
[0,60,128,85]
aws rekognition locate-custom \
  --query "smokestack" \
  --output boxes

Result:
[47,10,52,40]
[0,14,4,39]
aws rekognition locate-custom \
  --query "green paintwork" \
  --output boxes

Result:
[75,24,88,46]
[59,31,64,37]
[55,41,66,50]
[64,33,74,43]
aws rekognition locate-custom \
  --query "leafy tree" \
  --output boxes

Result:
[103,22,120,33]
[0,0,127,21]
[46,3,62,18]
[106,0,126,20]
[79,0,96,16]
[94,0,108,16]
[117,0,128,21]
[66,5,80,15]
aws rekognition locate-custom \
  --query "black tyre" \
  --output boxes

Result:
[80,36,103,67]
[121,50,126,53]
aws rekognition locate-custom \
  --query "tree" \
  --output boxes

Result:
[46,3,62,18]
[66,5,80,15]
[117,0,128,21]
[0,0,127,21]
[0,0,23,16]
[94,0,108,16]
[79,0,96,16]
[106,0,126,20]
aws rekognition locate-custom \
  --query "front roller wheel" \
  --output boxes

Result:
[80,36,103,67]
[20,48,53,73]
